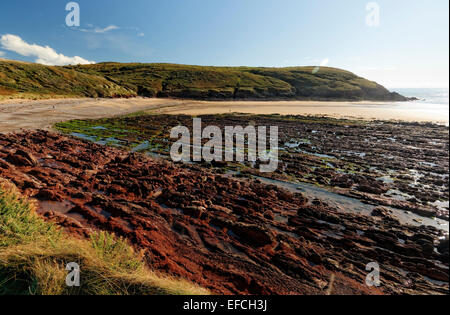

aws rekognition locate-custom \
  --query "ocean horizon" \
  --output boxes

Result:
[379,87,449,125]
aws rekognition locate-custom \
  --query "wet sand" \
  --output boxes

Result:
[0,98,183,133]
[1,97,448,133]
[159,100,449,124]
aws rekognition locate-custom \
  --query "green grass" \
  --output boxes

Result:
[1,59,408,101]
[0,59,135,99]
[69,63,407,101]
[0,179,209,295]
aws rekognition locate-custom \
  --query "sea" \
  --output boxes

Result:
[390,88,449,125]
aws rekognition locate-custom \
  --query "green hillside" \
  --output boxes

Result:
[1,59,409,101]
[0,59,134,100]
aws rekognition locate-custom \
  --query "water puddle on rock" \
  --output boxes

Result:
[70,132,97,142]
[377,176,395,184]
[132,141,150,152]
[70,132,124,147]
[91,126,108,130]
[39,200,85,222]
[274,214,289,224]
[386,189,414,201]
[252,176,449,232]
[297,150,336,159]
[270,225,298,239]
[39,200,73,214]
[96,137,124,146]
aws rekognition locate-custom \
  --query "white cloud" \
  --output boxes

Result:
[0,34,95,66]
[137,32,145,37]
[95,25,119,33]
[79,25,120,34]
[0,51,5,57]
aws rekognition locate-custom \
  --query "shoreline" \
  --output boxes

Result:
[1,97,448,133]
[0,96,404,106]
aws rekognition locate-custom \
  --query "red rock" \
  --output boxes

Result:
[330,174,353,188]
[263,210,275,220]
[0,129,447,295]
[209,204,233,214]
[6,150,38,167]
[35,189,63,201]
[231,223,275,247]
[357,182,388,195]
[183,206,205,219]
[0,158,14,170]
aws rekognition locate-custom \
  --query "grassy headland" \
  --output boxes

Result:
[1,59,409,101]
[0,59,133,100]
[0,179,209,295]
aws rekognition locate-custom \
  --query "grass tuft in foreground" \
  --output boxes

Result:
[0,179,209,295]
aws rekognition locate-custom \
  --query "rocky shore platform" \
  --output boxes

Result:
[55,114,449,222]
[0,130,448,295]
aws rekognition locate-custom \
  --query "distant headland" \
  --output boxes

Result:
[1,59,414,102]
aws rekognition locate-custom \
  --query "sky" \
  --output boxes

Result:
[0,0,448,88]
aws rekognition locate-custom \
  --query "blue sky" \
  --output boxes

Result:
[0,0,448,88]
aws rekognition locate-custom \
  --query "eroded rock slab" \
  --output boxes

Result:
[0,130,448,295]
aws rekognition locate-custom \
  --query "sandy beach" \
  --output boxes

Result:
[156,100,449,124]
[0,98,181,133]
[0,97,448,133]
